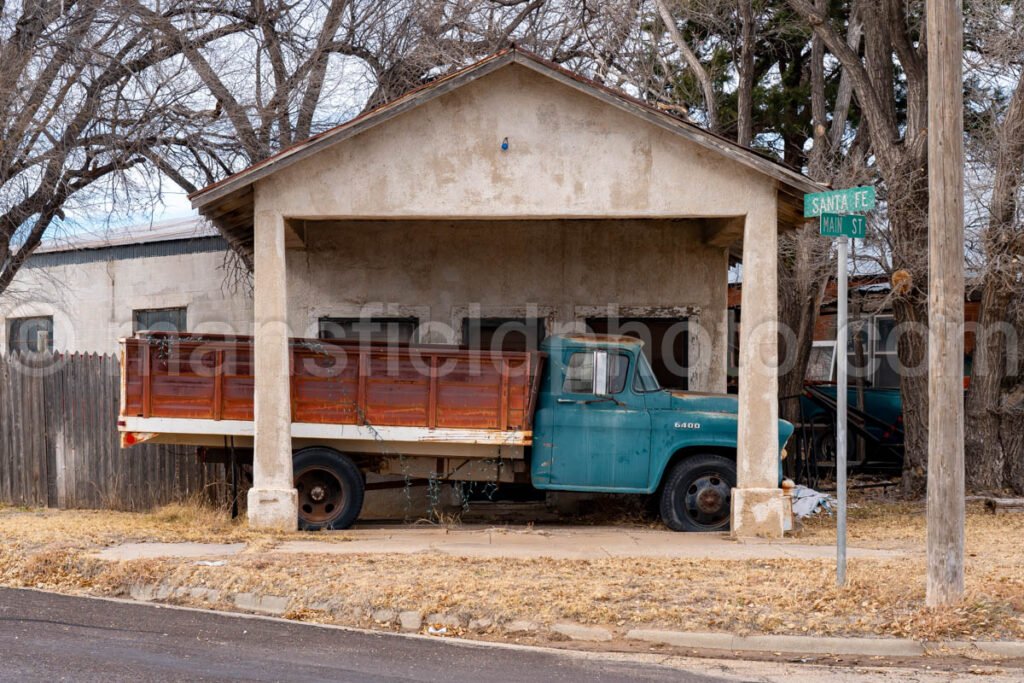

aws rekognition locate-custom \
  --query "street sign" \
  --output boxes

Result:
[804,185,876,217]
[819,213,867,239]
[802,185,876,589]
[805,187,875,589]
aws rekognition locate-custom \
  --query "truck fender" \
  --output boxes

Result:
[651,444,737,494]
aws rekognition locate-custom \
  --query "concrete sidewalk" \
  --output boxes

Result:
[96,524,912,562]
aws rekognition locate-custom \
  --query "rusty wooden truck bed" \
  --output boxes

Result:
[119,333,544,460]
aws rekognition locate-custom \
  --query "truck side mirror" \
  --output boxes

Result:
[593,350,609,396]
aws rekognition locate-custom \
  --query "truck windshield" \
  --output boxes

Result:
[634,352,661,392]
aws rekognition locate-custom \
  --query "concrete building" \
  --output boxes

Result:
[0,218,252,356]
[190,47,821,537]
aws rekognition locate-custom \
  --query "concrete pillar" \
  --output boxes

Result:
[688,307,728,394]
[248,208,298,529]
[706,247,731,393]
[731,200,785,538]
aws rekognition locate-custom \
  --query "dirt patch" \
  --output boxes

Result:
[2,499,1023,645]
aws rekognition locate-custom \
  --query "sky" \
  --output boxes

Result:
[41,174,202,250]
[151,186,197,222]
[53,50,377,240]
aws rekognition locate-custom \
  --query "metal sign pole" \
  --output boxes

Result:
[806,185,872,588]
[836,235,848,586]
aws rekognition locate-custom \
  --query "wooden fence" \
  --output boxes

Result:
[0,352,226,510]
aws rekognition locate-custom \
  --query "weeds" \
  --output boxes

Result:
[1,496,1023,642]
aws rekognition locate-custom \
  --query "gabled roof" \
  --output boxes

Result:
[191,46,822,264]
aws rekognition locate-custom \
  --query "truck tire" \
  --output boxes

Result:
[812,428,862,476]
[293,447,364,531]
[659,454,736,532]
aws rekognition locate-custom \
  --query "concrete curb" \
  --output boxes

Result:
[46,584,1024,662]
[552,623,614,642]
[624,628,1024,659]
[955,641,1024,659]
[626,629,925,657]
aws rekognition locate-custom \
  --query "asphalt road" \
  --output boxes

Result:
[0,588,722,683]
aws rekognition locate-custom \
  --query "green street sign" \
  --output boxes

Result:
[804,185,876,217]
[820,213,867,239]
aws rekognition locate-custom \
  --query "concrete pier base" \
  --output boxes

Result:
[247,488,298,531]
[730,487,785,539]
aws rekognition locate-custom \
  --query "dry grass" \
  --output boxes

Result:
[0,500,330,551]
[798,494,1024,557]
[2,497,1023,643]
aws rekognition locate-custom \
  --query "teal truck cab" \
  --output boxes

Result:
[530,334,793,531]
[119,332,793,531]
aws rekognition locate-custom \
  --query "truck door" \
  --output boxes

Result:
[549,349,651,491]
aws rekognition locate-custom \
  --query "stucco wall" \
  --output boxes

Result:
[254,63,776,221]
[286,218,729,391]
[0,246,253,355]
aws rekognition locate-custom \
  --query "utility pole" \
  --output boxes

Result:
[925,0,966,606]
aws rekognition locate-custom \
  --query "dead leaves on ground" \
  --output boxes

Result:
[1,500,1023,641]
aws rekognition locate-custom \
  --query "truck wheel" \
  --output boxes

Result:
[293,447,364,531]
[813,428,861,471]
[659,454,736,532]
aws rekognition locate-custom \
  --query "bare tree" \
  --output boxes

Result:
[963,0,1024,493]
[140,0,642,269]
[776,5,868,451]
[734,0,756,146]
[350,1,642,107]
[0,1,250,298]
[652,0,719,131]
[787,0,933,493]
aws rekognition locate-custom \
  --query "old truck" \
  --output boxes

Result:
[119,332,793,532]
